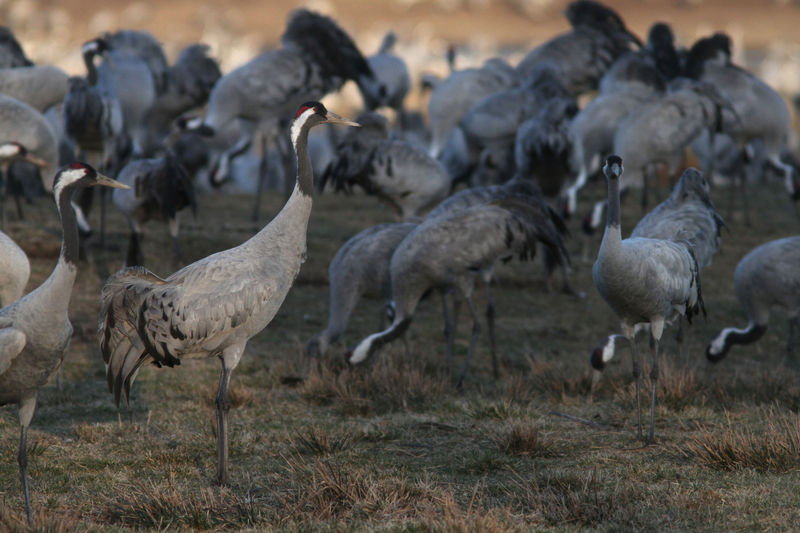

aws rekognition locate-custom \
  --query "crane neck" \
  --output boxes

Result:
[294,122,314,197]
[601,177,623,250]
[83,50,98,85]
[56,185,81,267]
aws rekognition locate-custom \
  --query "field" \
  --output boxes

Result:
[3,0,800,530]
[1,170,799,531]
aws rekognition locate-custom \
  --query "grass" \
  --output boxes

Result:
[1,179,800,531]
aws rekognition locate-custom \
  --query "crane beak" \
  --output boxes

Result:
[23,153,49,168]
[324,111,360,128]
[95,173,130,189]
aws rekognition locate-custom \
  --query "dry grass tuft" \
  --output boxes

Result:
[507,468,630,527]
[682,405,800,472]
[657,361,703,411]
[526,358,592,401]
[492,420,558,457]
[0,505,81,533]
[276,454,424,522]
[104,478,256,529]
[300,355,450,416]
[290,425,352,456]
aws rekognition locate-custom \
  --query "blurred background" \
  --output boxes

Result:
[7,0,800,101]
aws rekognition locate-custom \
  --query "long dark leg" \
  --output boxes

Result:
[19,425,32,525]
[1,169,6,230]
[99,188,107,249]
[676,316,686,364]
[786,315,799,368]
[484,280,498,379]
[214,363,232,486]
[456,295,481,390]
[648,334,661,444]
[627,332,643,440]
[740,158,751,227]
[441,291,455,379]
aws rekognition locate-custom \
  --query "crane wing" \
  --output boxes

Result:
[0,327,27,376]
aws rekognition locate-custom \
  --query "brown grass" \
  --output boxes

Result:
[681,405,800,473]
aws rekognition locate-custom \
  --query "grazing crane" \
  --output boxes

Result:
[349,197,569,388]
[592,155,703,443]
[363,32,410,114]
[99,102,358,486]
[111,150,198,267]
[0,26,32,68]
[707,236,800,366]
[305,221,418,358]
[565,22,680,217]
[575,77,732,237]
[0,162,127,525]
[139,44,221,155]
[0,230,29,307]
[515,0,641,97]
[0,141,49,227]
[450,63,571,186]
[190,9,380,218]
[685,33,795,222]
[0,95,59,193]
[427,57,517,158]
[591,167,724,373]
[320,111,451,220]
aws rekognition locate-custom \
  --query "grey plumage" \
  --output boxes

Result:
[0,230,29,307]
[592,155,702,443]
[305,221,417,358]
[591,167,723,372]
[364,32,410,112]
[686,33,794,211]
[0,163,127,525]
[611,78,730,210]
[707,236,800,365]
[98,102,357,486]
[322,112,451,220]
[112,151,198,266]
[427,57,517,158]
[0,95,59,192]
[198,9,378,191]
[515,0,641,97]
[0,141,49,227]
[514,97,579,202]
[0,65,69,114]
[139,44,221,155]
[349,195,569,388]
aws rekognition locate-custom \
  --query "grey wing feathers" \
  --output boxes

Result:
[0,327,26,376]
[99,266,168,406]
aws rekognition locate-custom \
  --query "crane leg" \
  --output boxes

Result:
[484,280,498,379]
[739,161,751,227]
[214,363,232,486]
[456,295,481,390]
[18,396,36,526]
[441,291,455,380]
[675,316,686,364]
[623,325,643,440]
[786,315,799,368]
[0,170,6,230]
[648,320,664,444]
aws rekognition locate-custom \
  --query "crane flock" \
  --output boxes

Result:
[1,1,799,524]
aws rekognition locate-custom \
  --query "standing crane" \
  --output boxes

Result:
[592,155,703,443]
[98,102,358,486]
[0,163,127,525]
[591,167,723,375]
[0,141,49,227]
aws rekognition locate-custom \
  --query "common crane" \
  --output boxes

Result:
[592,155,703,443]
[305,221,418,358]
[707,236,800,366]
[99,102,358,486]
[0,163,127,525]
